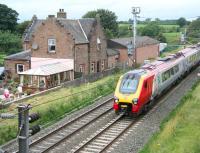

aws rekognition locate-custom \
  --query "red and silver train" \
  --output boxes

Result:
[113,45,200,115]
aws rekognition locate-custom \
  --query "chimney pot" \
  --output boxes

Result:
[57,9,67,19]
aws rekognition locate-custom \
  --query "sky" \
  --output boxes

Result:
[1,0,200,22]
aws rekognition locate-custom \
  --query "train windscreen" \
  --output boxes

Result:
[119,73,140,94]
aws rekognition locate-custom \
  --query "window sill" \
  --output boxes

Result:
[48,51,56,54]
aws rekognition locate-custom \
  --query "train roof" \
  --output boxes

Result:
[124,45,200,78]
[125,69,146,76]
[141,45,199,73]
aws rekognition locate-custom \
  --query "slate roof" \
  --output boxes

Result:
[108,36,159,49]
[23,17,96,44]
[5,50,31,60]
[23,20,45,42]
[107,49,119,56]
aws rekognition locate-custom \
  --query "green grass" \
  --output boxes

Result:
[0,71,124,145]
[163,32,181,44]
[0,52,6,66]
[160,45,183,57]
[140,80,200,153]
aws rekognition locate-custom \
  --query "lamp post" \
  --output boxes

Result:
[132,7,140,67]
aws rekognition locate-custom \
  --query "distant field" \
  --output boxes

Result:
[0,52,6,66]
[163,32,181,44]
[119,23,179,29]
[118,24,180,44]
[140,80,200,153]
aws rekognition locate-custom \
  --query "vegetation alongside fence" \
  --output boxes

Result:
[0,69,124,145]
[140,79,200,153]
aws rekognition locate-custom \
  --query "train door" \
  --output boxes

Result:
[152,76,158,98]
[142,76,154,105]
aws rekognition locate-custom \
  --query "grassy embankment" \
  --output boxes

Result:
[140,79,200,153]
[0,70,124,145]
[160,32,183,57]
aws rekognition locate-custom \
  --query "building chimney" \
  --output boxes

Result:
[57,9,67,19]
[96,14,101,24]
[48,15,55,18]
[32,15,37,21]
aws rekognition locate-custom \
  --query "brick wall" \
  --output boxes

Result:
[89,20,108,73]
[4,60,30,79]
[136,44,159,64]
[29,18,74,59]
[75,44,89,74]
[118,48,133,67]
[108,56,118,68]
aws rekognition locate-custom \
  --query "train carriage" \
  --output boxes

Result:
[113,44,200,116]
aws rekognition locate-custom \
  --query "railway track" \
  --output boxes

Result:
[71,114,136,153]
[13,98,114,153]
[3,67,199,153]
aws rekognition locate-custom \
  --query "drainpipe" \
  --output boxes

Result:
[88,43,90,74]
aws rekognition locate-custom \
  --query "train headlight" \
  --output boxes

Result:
[132,98,138,105]
[114,96,119,103]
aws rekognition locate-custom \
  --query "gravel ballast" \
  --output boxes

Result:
[108,67,200,153]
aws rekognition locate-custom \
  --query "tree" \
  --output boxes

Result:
[177,17,187,28]
[16,20,31,36]
[145,18,151,23]
[0,4,18,31]
[140,22,161,37]
[82,9,118,38]
[187,18,200,42]
[0,31,22,54]
[156,33,167,43]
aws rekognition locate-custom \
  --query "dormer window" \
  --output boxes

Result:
[48,39,56,52]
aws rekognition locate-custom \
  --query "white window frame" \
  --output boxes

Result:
[48,38,56,53]
[91,62,95,73]
[97,37,101,51]
[79,64,85,73]
[101,60,104,70]
[17,64,24,73]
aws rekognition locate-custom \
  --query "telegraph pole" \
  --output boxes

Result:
[18,104,31,153]
[132,7,140,67]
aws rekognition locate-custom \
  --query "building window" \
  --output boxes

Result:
[91,62,95,73]
[97,37,101,50]
[79,64,85,73]
[101,60,104,70]
[16,64,24,73]
[48,39,56,52]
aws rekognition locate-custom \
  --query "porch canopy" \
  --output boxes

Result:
[18,58,74,88]
[19,62,73,76]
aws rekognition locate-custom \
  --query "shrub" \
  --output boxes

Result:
[26,89,34,95]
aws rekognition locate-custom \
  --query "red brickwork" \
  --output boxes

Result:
[4,60,30,79]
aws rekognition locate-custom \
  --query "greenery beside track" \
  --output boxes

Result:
[0,52,6,66]
[0,70,124,145]
[140,79,200,153]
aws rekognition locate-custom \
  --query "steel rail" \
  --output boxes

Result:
[15,97,113,153]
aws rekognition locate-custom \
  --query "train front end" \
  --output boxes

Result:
[113,70,149,115]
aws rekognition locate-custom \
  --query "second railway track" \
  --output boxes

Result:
[71,114,136,153]
[15,97,114,153]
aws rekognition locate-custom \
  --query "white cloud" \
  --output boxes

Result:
[1,0,200,21]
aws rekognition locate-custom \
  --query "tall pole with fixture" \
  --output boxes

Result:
[132,7,140,67]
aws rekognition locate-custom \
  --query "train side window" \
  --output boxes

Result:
[174,65,179,73]
[170,68,174,75]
